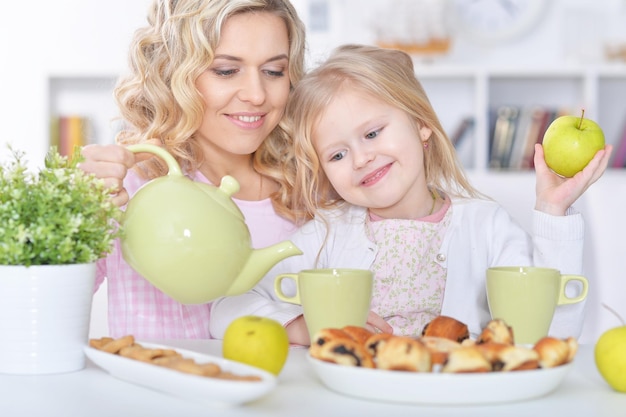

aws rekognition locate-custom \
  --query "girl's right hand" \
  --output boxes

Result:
[79,140,161,207]
[366,311,393,335]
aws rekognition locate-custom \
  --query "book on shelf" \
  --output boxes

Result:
[488,106,563,171]
[489,106,520,169]
[450,116,475,169]
[50,115,90,157]
[519,107,556,170]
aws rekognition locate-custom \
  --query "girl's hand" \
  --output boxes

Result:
[285,311,393,346]
[79,140,161,207]
[365,311,393,334]
[285,315,311,346]
[534,143,613,215]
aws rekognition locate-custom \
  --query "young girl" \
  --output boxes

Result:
[79,0,306,339]
[209,44,612,344]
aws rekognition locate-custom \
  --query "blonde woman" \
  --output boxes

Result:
[79,0,306,339]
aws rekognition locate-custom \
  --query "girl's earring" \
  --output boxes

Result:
[423,141,429,149]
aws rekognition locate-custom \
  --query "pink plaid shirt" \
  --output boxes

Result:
[95,170,297,339]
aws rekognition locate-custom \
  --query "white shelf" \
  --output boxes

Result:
[416,65,626,172]
[48,75,122,147]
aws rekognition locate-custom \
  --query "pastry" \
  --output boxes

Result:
[476,341,539,371]
[497,345,540,371]
[421,336,462,365]
[422,315,470,343]
[476,319,514,345]
[364,332,394,357]
[311,337,375,368]
[342,325,375,346]
[442,346,492,373]
[309,328,352,359]
[375,336,431,372]
[533,336,578,368]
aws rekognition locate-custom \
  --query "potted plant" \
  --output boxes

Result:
[0,146,120,375]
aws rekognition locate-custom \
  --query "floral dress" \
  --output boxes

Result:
[365,196,452,336]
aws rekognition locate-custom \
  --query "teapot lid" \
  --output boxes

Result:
[207,175,245,218]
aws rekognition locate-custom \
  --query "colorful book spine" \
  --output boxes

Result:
[50,115,89,157]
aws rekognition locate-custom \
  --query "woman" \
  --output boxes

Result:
[79,0,306,339]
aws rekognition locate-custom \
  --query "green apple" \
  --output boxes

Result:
[222,315,290,375]
[594,304,626,393]
[542,110,605,178]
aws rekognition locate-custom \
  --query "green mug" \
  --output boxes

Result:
[274,268,373,342]
[486,266,588,345]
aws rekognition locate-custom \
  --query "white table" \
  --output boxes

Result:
[0,341,623,417]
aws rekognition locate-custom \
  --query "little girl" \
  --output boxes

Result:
[210,44,612,344]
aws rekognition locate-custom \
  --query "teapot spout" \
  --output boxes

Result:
[226,241,303,296]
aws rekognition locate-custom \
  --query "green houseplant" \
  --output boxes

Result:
[0,147,120,265]
[0,146,121,375]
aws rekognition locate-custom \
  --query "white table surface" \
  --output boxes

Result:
[0,340,623,417]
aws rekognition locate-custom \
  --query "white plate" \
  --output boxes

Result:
[85,342,276,405]
[307,354,572,405]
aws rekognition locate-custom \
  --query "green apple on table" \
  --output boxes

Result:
[222,315,290,376]
[542,110,605,178]
[594,304,626,393]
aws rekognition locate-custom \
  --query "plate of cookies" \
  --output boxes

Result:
[307,316,577,405]
[85,335,276,405]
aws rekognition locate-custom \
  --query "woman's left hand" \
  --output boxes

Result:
[534,143,613,215]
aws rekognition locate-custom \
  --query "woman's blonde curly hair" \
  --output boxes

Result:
[114,0,305,221]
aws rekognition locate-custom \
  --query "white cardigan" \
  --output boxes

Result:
[210,198,586,340]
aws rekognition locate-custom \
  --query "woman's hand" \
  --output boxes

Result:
[79,140,161,207]
[534,143,613,215]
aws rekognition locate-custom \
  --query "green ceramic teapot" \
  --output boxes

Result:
[120,144,302,304]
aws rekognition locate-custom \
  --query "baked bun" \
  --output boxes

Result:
[422,315,469,343]
[421,336,462,366]
[533,336,578,368]
[441,346,492,373]
[476,342,540,371]
[364,332,394,357]
[476,319,514,345]
[311,337,375,368]
[342,325,375,346]
[376,336,431,372]
[475,342,508,364]
[497,345,540,371]
[309,328,351,359]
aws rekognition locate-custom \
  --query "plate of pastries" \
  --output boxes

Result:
[86,335,276,405]
[307,315,577,405]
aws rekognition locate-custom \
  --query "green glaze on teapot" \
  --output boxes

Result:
[121,144,302,304]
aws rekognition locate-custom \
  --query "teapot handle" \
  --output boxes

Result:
[126,144,183,176]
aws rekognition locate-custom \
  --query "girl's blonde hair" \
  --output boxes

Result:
[286,44,481,225]
[114,0,306,221]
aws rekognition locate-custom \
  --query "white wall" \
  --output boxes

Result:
[2,0,624,342]
[0,0,152,166]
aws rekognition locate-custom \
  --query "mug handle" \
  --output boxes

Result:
[274,274,301,304]
[557,274,589,305]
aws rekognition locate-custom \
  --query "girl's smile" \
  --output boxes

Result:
[360,163,392,187]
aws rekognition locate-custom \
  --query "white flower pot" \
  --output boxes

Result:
[0,263,96,375]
